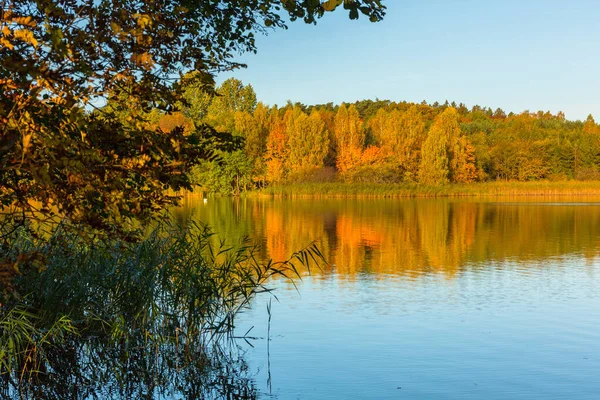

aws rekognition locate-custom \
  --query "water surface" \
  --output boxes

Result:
[175,197,600,399]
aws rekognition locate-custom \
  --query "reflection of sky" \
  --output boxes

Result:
[236,257,600,399]
[170,197,600,398]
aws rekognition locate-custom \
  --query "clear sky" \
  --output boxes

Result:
[217,0,599,121]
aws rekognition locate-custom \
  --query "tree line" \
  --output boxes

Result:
[139,77,600,195]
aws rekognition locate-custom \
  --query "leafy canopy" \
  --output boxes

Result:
[0,0,386,241]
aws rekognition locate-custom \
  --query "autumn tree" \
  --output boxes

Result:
[286,108,330,176]
[450,136,478,183]
[234,111,265,160]
[583,114,600,135]
[369,108,401,154]
[265,112,289,183]
[397,106,427,179]
[419,118,450,185]
[334,103,365,173]
[419,107,477,185]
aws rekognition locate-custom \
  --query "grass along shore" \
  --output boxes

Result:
[248,181,600,198]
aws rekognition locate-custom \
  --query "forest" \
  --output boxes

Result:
[137,77,600,195]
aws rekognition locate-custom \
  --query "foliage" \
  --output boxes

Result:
[166,78,600,193]
[0,0,386,239]
[1,222,324,397]
[206,78,258,132]
[265,113,290,184]
[286,108,330,173]
[334,104,365,174]
[419,111,451,185]
[193,150,254,196]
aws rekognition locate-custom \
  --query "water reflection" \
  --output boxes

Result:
[4,340,256,400]
[175,197,600,278]
[172,196,600,399]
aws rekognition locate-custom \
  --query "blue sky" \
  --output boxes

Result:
[217,0,599,121]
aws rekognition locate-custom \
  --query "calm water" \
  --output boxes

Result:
[174,197,600,399]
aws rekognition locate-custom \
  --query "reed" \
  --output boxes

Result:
[0,221,323,398]
[249,181,600,198]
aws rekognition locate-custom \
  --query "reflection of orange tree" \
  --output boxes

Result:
[334,213,386,275]
[187,197,600,279]
[264,202,331,268]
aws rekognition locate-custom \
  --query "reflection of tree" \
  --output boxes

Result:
[417,201,478,275]
[189,198,600,279]
[6,339,257,400]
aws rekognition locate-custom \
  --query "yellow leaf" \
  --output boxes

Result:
[134,14,152,28]
[13,29,38,47]
[14,16,36,28]
[0,38,13,50]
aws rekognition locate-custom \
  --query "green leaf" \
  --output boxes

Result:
[349,9,359,20]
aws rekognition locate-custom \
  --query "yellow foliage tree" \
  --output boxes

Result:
[583,114,600,135]
[286,108,330,175]
[334,104,364,173]
[398,106,427,179]
[367,106,425,180]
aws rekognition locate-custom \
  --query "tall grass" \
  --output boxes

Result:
[0,221,323,398]
[250,180,600,198]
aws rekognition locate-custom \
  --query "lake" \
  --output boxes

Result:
[173,196,600,399]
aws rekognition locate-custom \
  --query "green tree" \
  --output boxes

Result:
[419,108,466,185]
[177,71,215,124]
[419,121,449,185]
[206,78,257,132]
[194,150,254,195]
[234,110,268,186]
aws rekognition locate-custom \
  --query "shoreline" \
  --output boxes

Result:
[242,181,600,198]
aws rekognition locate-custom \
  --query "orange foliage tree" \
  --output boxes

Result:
[265,113,289,183]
